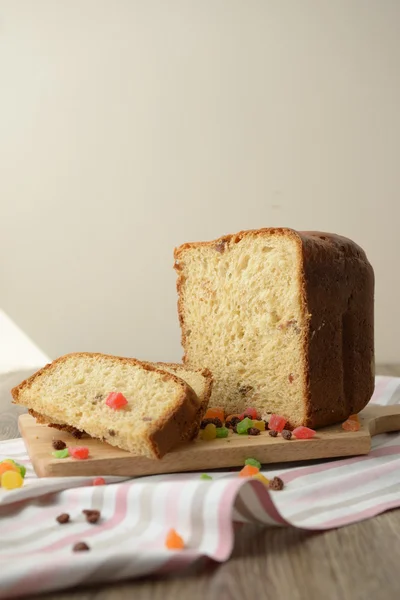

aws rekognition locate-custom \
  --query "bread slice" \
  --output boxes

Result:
[11,353,202,459]
[174,228,374,429]
[28,362,213,443]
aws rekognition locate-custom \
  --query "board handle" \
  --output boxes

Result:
[361,404,400,437]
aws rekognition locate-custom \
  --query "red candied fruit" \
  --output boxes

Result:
[242,407,260,420]
[105,392,128,410]
[292,426,316,439]
[269,414,287,433]
[69,446,89,460]
[93,477,105,486]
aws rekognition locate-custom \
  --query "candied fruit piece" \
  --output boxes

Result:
[245,457,261,469]
[236,417,253,434]
[0,463,18,484]
[93,477,106,486]
[252,473,270,486]
[2,459,26,478]
[216,427,229,438]
[200,473,212,480]
[348,414,359,422]
[293,426,316,439]
[253,420,266,431]
[201,423,217,441]
[165,528,184,550]
[69,446,90,460]
[105,392,128,410]
[342,419,361,432]
[52,449,70,459]
[239,464,259,477]
[204,407,225,422]
[242,407,260,420]
[269,414,287,433]
[1,470,23,489]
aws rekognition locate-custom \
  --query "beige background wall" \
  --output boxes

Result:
[0,0,399,363]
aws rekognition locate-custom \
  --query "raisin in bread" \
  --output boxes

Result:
[11,353,203,458]
[29,362,213,443]
[174,228,374,429]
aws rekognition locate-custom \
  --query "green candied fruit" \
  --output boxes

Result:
[236,417,253,434]
[52,449,69,459]
[14,462,26,478]
[216,427,229,438]
[245,457,262,470]
[200,473,213,480]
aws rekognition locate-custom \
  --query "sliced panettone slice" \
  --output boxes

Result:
[29,362,213,443]
[12,352,202,459]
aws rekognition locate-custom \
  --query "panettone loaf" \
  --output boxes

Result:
[174,228,374,429]
[11,353,202,458]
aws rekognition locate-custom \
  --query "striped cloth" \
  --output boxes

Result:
[1,376,400,599]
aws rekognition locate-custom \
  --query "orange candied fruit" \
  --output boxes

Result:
[0,463,18,480]
[342,419,361,432]
[165,528,185,550]
[204,407,225,422]
[348,414,359,422]
[239,464,260,477]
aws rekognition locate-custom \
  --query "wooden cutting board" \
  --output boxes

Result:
[18,404,400,478]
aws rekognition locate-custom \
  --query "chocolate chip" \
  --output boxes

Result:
[200,417,222,429]
[52,439,66,450]
[269,430,278,437]
[226,416,240,430]
[269,476,284,491]
[83,509,101,524]
[248,427,261,436]
[108,429,116,437]
[56,513,70,524]
[73,542,90,552]
[71,428,84,439]
[87,512,101,524]
[282,429,292,440]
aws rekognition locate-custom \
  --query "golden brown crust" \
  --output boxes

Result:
[12,352,201,459]
[174,228,374,429]
[28,409,85,437]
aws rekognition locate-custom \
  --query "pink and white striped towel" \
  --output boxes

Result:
[1,375,400,599]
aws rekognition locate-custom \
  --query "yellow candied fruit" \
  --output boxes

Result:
[253,420,266,432]
[201,423,217,441]
[252,473,270,486]
[1,470,23,490]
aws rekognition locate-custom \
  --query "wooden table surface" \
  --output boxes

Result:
[2,365,400,600]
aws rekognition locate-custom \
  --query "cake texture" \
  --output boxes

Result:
[174,228,374,429]
[11,353,202,459]
[29,362,213,443]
